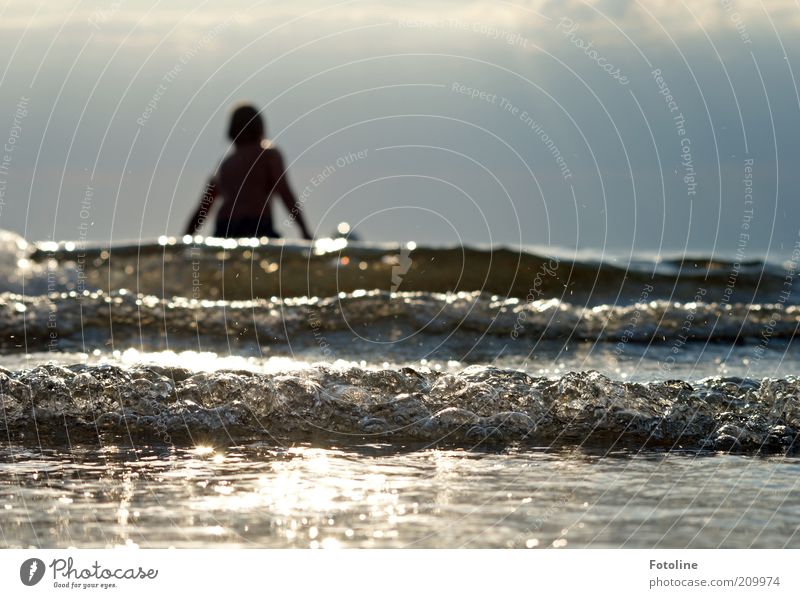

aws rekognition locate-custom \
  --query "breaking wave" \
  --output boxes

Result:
[1,289,799,348]
[0,364,796,452]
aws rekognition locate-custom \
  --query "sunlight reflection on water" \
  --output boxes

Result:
[1,443,798,548]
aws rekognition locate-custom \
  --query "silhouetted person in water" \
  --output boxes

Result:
[185,104,312,239]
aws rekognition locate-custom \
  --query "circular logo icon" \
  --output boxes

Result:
[20,558,46,586]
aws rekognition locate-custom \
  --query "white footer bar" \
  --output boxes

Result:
[0,549,796,597]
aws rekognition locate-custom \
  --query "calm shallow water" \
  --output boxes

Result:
[1,443,798,549]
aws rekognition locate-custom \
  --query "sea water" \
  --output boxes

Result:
[1,229,799,547]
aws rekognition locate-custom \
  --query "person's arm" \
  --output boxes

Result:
[269,149,312,240]
[184,178,219,235]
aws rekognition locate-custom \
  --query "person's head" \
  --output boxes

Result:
[228,104,264,147]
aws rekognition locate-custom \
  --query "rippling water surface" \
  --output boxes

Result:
[2,443,799,548]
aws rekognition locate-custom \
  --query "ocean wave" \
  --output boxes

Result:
[1,289,798,348]
[0,229,794,305]
[0,363,796,452]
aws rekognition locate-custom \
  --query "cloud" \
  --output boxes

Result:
[1,1,799,49]
[0,0,775,31]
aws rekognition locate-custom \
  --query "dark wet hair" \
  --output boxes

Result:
[228,104,265,146]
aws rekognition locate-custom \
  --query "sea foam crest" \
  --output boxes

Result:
[1,364,796,451]
[2,289,799,346]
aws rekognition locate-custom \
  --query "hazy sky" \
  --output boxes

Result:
[0,0,799,258]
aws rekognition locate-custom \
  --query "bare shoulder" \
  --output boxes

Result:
[260,145,284,165]
[259,145,287,178]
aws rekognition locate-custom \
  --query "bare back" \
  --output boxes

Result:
[185,137,311,240]
[215,142,284,225]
